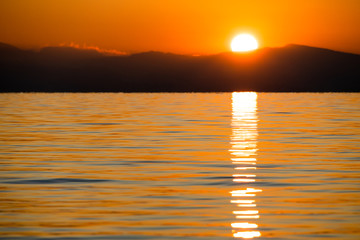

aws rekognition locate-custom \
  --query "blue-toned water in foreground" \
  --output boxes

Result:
[0,93,359,240]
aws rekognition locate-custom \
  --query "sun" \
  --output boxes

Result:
[231,34,259,52]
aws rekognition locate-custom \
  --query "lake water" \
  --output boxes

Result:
[0,92,359,240]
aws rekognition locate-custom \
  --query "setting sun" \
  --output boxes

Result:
[231,34,259,52]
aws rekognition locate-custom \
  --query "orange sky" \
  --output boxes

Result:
[1,0,359,55]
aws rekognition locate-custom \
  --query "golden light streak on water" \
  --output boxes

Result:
[233,179,256,183]
[238,204,256,207]
[236,215,260,219]
[233,162,257,165]
[231,223,258,228]
[233,231,261,238]
[231,158,257,162]
[232,174,256,177]
[230,92,261,239]
[235,167,257,170]
[233,210,259,215]
[230,190,255,197]
[244,188,262,193]
[231,200,255,204]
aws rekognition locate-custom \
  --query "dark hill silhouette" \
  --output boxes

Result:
[1,43,359,92]
[39,46,103,60]
[0,42,22,53]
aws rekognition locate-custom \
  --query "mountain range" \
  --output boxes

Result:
[1,42,359,92]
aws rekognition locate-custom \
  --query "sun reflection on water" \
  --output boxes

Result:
[230,92,261,239]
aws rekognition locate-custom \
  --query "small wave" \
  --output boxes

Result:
[4,178,110,184]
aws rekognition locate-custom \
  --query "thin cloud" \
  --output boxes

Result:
[58,42,127,56]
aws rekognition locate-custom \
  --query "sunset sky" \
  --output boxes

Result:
[1,0,360,55]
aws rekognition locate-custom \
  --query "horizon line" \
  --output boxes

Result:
[1,41,359,56]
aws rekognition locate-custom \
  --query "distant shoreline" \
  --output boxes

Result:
[1,43,360,93]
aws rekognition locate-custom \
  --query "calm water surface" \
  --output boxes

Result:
[0,93,359,240]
